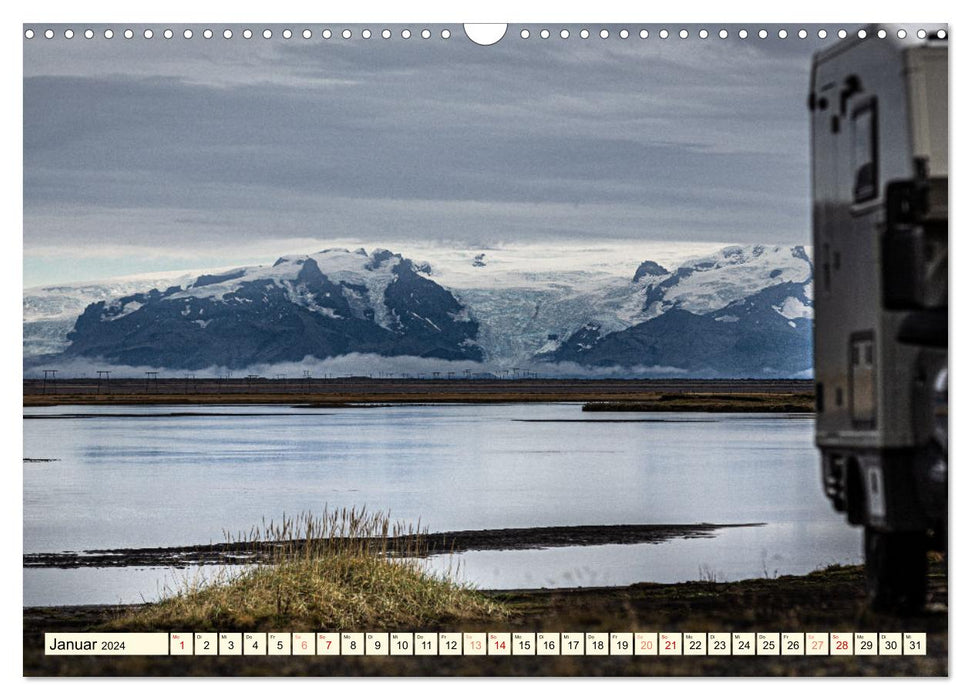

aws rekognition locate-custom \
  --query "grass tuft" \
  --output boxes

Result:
[110,507,506,631]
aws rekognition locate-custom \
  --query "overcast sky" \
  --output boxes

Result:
[24,24,823,287]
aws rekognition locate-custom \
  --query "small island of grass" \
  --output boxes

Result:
[108,509,506,633]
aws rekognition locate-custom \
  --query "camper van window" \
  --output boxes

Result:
[852,100,878,202]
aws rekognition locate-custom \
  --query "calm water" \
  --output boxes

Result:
[23,403,862,605]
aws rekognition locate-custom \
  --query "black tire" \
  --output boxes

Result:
[864,527,927,614]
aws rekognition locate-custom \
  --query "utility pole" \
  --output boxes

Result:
[42,369,57,395]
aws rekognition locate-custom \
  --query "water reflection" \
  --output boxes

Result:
[23,404,861,605]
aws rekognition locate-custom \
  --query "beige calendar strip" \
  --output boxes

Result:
[45,631,928,657]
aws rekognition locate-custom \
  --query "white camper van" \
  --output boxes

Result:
[810,26,947,612]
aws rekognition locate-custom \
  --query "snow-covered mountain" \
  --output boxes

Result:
[23,244,813,377]
[453,244,812,370]
[533,244,813,375]
[23,271,205,357]
[49,249,482,369]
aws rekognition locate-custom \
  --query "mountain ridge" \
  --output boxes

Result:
[23,244,813,377]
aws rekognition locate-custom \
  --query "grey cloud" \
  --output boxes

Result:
[24,25,822,285]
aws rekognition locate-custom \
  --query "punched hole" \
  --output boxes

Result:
[464,23,507,46]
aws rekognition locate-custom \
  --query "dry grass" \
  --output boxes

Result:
[110,508,506,631]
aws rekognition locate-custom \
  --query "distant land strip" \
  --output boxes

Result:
[23,523,764,569]
[582,392,815,413]
[23,377,813,407]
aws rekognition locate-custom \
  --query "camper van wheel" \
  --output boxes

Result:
[864,527,927,613]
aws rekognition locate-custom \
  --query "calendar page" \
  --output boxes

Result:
[21,16,949,679]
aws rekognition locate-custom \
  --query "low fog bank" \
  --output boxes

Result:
[23,353,814,381]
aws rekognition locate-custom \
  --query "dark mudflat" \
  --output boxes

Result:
[24,523,761,569]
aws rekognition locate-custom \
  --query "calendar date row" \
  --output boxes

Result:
[46,631,927,657]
